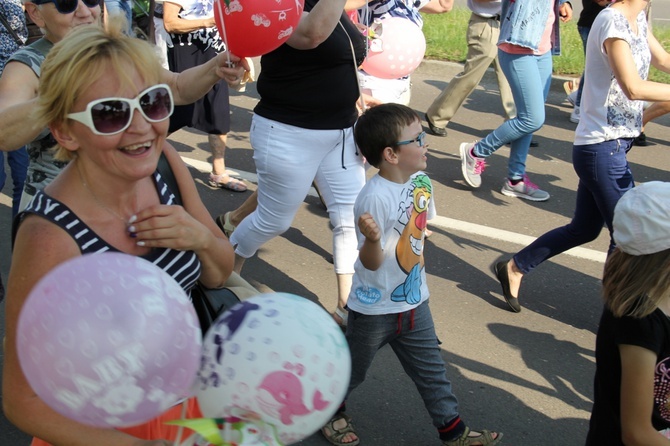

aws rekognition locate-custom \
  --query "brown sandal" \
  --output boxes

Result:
[321,412,360,446]
[442,427,502,446]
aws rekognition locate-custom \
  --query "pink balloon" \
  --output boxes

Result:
[360,17,426,80]
[195,293,351,445]
[16,252,202,428]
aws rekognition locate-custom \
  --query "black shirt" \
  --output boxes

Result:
[586,305,670,445]
[254,0,366,130]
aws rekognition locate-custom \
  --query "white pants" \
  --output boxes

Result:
[230,114,366,274]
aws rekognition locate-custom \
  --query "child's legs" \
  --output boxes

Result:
[505,51,552,180]
[390,301,460,428]
[476,51,549,179]
[345,311,401,399]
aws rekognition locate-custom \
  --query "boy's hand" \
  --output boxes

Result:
[359,212,381,242]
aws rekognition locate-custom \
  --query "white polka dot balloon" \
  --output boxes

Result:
[195,293,351,445]
[16,252,202,427]
[360,17,427,80]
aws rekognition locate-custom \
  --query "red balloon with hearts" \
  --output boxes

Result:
[214,0,305,58]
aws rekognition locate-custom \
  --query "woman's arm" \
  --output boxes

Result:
[162,1,215,34]
[0,62,42,152]
[286,0,349,50]
[2,218,169,446]
[619,344,670,446]
[131,143,235,288]
[420,0,453,15]
[648,31,670,75]
[605,37,670,102]
[159,52,249,105]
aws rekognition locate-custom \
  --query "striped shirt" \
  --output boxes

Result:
[20,171,201,293]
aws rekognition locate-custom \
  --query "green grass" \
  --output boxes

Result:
[421,7,670,84]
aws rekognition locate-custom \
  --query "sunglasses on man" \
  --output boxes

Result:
[29,0,101,15]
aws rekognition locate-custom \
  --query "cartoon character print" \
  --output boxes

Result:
[391,174,431,304]
[654,356,670,422]
[255,362,330,425]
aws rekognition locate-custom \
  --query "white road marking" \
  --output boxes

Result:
[182,156,607,264]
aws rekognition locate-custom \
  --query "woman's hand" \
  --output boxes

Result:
[129,204,215,252]
[213,52,252,86]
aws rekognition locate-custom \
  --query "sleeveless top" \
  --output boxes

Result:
[8,38,66,200]
[18,171,202,293]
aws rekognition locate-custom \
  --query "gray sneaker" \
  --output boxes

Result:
[501,175,550,202]
[460,142,485,188]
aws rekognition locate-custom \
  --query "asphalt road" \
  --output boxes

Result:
[1,57,669,445]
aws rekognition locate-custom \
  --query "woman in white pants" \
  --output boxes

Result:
[229,0,367,326]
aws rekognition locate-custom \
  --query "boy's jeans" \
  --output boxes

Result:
[345,300,460,428]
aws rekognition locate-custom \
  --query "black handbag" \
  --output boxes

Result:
[157,153,241,335]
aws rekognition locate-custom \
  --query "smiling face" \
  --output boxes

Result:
[25,0,101,43]
[394,119,428,176]
[53,64,169,182]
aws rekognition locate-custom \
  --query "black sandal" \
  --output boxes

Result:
[321,412,360,446]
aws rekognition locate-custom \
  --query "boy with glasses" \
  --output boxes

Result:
[320,103,502,446]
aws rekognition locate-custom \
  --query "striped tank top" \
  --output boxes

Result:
[19,171,201,293]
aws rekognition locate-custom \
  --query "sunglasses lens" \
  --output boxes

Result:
[53,0,79,13]
[82,0,101,7]
[139,87,173,122]
[418,132,425,147]
[90,100,131,135]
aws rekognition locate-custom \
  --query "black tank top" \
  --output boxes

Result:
[19,171,201,293]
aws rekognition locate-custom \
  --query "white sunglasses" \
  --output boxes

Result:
[67,84,174,136]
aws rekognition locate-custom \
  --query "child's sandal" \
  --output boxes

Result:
[442,427,502,446]
[321,412,360,446]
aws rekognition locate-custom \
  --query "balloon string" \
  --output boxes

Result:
[175,399,188,445]
[215,0,233,67]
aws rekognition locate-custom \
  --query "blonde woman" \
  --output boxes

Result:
[3,19,234,445]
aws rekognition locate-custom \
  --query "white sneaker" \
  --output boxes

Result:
[570,106,580,124]
[566,90,578,107]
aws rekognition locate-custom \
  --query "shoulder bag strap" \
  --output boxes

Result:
[0,9,26,46]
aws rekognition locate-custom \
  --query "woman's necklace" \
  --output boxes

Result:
[76,161,133,226]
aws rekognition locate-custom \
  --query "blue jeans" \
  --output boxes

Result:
[345,301,460,428]
[105,0,133,35]
[0,147,29,218]
[513,138,634,274]
[474,50,553,180]
[575,26,590,107]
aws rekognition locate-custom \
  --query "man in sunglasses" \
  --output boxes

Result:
[0,0,249,209]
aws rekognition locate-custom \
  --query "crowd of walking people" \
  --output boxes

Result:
[1,0,670,445]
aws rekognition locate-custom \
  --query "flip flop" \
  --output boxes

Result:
[209,173,248,192]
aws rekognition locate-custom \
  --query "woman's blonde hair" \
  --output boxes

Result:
[602,247,670,318]
[35,17,164,161]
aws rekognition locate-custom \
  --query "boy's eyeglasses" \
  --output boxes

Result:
[67,84,174,136]
[30,0,101,15]
[396,131,426,148]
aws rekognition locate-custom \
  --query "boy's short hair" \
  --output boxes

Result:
[354,103,420,168]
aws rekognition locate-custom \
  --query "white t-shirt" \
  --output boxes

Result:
[348,172,436,316]
[575,7,650,145]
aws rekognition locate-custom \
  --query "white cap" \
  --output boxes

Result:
[613,182,670,255]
